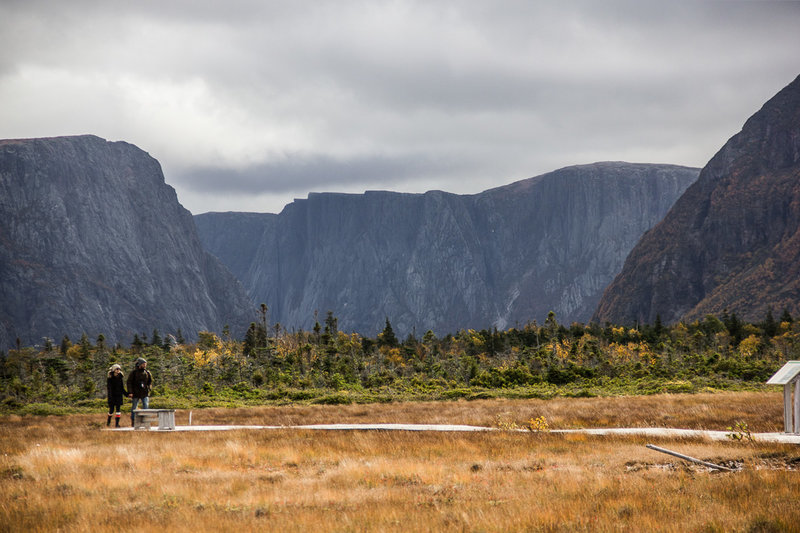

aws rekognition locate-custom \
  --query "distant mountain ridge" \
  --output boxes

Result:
[0,135,255,348]
[197,162,698,336]
[11,78,800,349]
[594,74,800,325]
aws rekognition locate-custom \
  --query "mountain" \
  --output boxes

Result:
[593,74,800,325]
[194,211,277,286]
[196,162,698,336]
[0,135,255,348]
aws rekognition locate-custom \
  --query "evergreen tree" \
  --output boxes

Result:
[79,333,91,360]
[259,303,269,351]
[545,311,558,337]
[654,314,664,338]
[313,321,322,345]
[723,311,743,343]
[243,322,258,357]
[324,311,338,337]
[60,335,71,356]
[361,336,375,354]
[545,311,559,356]
[762,307,778,337]
[243,321,268,357]
[151,329,162,347]
[131,333,144,353]
[162,335,175,352]
[378,318,398,348]
[781,308,794,324]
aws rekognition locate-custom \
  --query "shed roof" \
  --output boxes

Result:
[766,361,800,385]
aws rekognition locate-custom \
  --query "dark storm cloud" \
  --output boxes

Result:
[0,1,799,214]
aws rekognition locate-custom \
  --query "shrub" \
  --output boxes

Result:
[310,393,353,405]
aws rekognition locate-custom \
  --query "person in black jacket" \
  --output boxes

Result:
[126,358,153,427]
[106,364,127,427]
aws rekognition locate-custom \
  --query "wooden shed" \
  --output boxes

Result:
[766,361,800,434]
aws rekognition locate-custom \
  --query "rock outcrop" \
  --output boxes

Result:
[594,74,800,325]
[197,163,697,336]
[0,135,255,348]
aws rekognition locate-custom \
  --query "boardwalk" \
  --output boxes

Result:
[110,423,800,443]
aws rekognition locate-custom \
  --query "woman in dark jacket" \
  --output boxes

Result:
[106,364,127,427]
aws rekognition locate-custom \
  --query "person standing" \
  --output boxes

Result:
[127,358,153,427]
[106,364,127,427]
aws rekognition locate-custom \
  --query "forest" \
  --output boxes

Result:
[1,308,796,414]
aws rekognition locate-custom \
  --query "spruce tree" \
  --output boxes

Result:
[79,334,91,360]
[654,314,664,338]
[151,329,162,347]
[324,311,338,337]
[131,334,144,353]
[763,307,778,337]
[723,312,743,343]
[378,318,398,348]
[60,335,71,355]
[243,323,258,357]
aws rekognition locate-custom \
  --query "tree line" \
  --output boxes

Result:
[1,308,796,411]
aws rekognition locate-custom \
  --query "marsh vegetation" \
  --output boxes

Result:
[2,393,798,532]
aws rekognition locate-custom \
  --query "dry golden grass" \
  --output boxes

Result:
[185,390,786,432]
[2,392,798,532]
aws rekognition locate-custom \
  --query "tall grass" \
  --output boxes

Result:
[184,390,785,432]
[1,393,798,532]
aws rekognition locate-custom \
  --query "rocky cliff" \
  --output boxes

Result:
[193,211,277,290]
[197,163,697,336]
[593,74,800,325]
[0,135,255,348]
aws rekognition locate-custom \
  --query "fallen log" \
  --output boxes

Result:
[645,444,736,472]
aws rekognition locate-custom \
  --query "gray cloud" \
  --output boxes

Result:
[182,152,467,195]
[0,1,799,215]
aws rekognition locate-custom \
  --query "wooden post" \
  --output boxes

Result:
[785,383,793,434]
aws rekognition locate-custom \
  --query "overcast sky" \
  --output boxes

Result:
[1,1,799,215]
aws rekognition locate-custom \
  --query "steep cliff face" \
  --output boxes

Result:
[193,211,277,289]
[593,74,800,325]
[197,162,697,336]
[0,135,254,348]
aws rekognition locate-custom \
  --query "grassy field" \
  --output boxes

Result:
[2,392,799,532]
